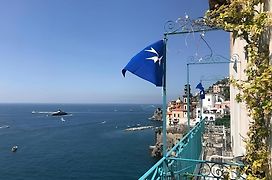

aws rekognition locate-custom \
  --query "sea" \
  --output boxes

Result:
[0,103,161,180]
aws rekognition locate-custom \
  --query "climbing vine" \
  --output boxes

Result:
[204,0,272,179]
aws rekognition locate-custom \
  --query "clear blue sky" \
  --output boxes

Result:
[0,0,229,104]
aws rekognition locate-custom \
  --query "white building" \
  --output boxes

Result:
[213,84,225,94]
[202,94,216,110]
[195,107,216,123]
[195,93,229,123]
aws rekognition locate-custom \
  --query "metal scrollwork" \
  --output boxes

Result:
[180,161,245,179]
[163,159,246,179]
[164,16,216,35]
[187,54,234,64]
[210,163,227,178]
[164,20,176,33]
[199,162,211,176]
[231,53,239,63]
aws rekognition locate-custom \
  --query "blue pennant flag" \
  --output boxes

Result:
[196,82,204,91]
[196,82,205,99]
[122,40,165,87]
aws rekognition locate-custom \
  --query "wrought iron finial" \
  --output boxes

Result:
[231,53,239,63]
[231,54,239,72]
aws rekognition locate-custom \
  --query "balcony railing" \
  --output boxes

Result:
[139,119,245,179]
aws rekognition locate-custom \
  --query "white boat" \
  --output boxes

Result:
[11,145,18,152]
[51,109,68,116]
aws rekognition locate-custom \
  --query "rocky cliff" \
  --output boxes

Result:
[150,108,162,121]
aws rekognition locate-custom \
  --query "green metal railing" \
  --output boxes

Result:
[139,119,205,180]
[139,119,245,179]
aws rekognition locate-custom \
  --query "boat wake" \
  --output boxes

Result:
[125,126,153,131]
[0,125,10,129]
[32,111,52,114]
[61,117,66,122]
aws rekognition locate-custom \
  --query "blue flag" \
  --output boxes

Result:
[196,82,204,91]
[122,40,165,87]
[196,82,205,99]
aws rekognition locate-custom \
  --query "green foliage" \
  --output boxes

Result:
[205,0,272,178]
[215,115,230,128]
[214,77,229,85]
[207,77,230,100]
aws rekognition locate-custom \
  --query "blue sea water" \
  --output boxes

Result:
[0,104,161,180]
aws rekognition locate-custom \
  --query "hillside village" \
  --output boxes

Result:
[151,77,230,157]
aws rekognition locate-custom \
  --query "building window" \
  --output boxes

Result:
[184,105,187,110]
[208,98,210,101]
[174,114,176,117]
[178,114,180,117]
[184,98,187,103]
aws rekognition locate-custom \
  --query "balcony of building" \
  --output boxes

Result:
[139,119,245,179]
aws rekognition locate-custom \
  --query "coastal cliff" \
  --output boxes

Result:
[150,125,187,158]
[150,108,162,121]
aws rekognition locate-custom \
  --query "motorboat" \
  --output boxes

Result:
[11,145,18,152]
[51,109,68,116]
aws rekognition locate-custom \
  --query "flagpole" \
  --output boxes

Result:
[200,80,203,121]
[186,63,190,132]
[162,36,167,157]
